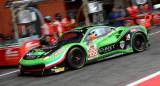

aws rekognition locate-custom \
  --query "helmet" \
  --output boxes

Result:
[44,16,52,23]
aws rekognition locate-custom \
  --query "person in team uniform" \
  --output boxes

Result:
[41,16,57,45]
[61,16,77,31]
[52,13,65,38]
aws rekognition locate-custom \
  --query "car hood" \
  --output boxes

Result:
[19,44,73,66]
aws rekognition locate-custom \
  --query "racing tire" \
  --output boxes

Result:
[132,33,147,52]
[66,47,86,70]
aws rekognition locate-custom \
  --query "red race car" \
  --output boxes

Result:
[0,0,43,66]
[0,36,40,66]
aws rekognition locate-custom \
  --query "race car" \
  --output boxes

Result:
[19,25,149,75]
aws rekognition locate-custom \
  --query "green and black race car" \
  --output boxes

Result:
[19,25,149,75]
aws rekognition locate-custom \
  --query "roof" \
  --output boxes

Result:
[73,25,94,33]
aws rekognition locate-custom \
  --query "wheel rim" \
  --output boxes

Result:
[71,50,84,66]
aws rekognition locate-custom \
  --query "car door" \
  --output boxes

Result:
[84,26,112,61]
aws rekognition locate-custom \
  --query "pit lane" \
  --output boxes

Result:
[1,26,160,86]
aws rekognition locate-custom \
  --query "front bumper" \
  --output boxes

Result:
[20,64,46,72]
[19,64,66,75]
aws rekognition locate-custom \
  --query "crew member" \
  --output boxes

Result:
[127,5,139,18]
[52,13,65,38]
[41,16,56,45]
[61,16,77,31]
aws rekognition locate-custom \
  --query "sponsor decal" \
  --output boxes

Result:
[25,41,39,51]
[88,44,97,60]
[25,52,37,59]
[120,41,125,49]
[52,67,65,73]
[5,48,19,57]
[99,44,116,54]
[154,15,160,19]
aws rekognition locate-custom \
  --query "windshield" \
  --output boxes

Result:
[59,31,83,44]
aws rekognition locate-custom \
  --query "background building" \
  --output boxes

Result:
[0,0,67,37]
[0,0,160,37]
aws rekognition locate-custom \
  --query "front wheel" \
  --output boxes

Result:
[132,33,147,52]
[66,47,86,69]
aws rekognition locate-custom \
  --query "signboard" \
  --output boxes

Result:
[88,2,103,14]
[5,47,19,57]
[136,0,147,5]
[17,10,37,24]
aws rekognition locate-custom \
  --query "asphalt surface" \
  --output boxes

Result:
[1,27,160,86]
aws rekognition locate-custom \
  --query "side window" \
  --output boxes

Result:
[18,23,37,38]
[86,27,112,41]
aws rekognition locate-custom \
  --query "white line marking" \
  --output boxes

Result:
[149,30,160,36]
[0,70,19,77]
[126,71,160,86]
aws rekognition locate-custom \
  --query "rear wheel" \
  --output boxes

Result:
[132,33,147,52]
[66,47,86,69]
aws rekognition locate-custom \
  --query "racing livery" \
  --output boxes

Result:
[19,25,149,75]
